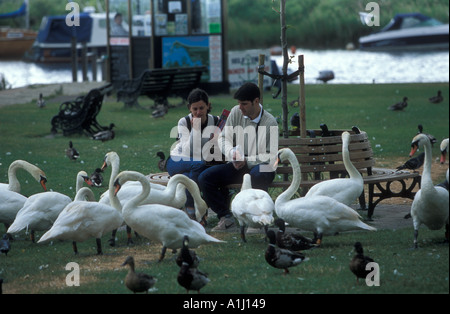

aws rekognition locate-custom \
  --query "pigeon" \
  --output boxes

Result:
[265,230,307,275]
[429,90,443,104]
[66,141,80,160]
[396,152,425,172]
[0,234,11,256]
[349,242,375,283]
[388,97,408,111]
[37,93,45,108]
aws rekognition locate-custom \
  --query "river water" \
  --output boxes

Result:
[0,48,448,89]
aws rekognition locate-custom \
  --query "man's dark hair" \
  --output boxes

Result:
[233,82,260,102]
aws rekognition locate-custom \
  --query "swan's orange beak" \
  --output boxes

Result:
[83,176,94,186]
[40,175,47,191]
[113,179,121,196]
[441,151,447,164]
[101,161,108,171]
[409,144,418,157]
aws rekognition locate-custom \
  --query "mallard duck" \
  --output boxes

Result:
[7,171,91,242]
[349,242,375,283]
[396,152,425,172]
[92,123,115,142]
[152,104,168,118]
[0,160,47,193]
[231,174,274,242]
[440,138,449,164]
[122,256,157,293]
[156,151,167,172]
[305,131,364,206]
[274,148,376,245]
[410,134,449,248]
[417,124,436,146]
[90,168,104,187]
[37,93,45,108]
[177,261,210,293]
[388,97,408,111]
[429,90,443,104]
[114,171,224,262]
[274,218,317,251]
[66,141,80,160]
[176,235,200,268]
[265,230,307,275]
[0,234,10,256]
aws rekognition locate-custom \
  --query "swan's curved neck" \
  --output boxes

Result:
[421,139,434,190]
[169,175,206,216]
[124,173,151,213]
[342,137,362,180]
[7,160,38,193]
[107,156,122,212]
[275,151,301,206]
[241,175,252,191]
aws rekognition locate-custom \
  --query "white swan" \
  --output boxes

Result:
[0,160,47,193]
[7,171,92,242]
[0,190,27,229]
[231,173,274,242]
[38,177,123,255]
[305,131,364,206]
[113,170,224,261]
[100,151,207,221]
[274,148,376,245]
[410,134,449,248]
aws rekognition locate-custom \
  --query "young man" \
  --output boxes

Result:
[198,82,278,231]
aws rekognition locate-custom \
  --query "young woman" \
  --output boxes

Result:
[166,88,219,219]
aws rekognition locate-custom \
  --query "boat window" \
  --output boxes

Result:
[400,17,422,29]
[132,0,152,36]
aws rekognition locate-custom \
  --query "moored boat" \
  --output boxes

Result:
[0,28,37,59]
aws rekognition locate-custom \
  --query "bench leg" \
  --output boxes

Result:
[358,190,367,211]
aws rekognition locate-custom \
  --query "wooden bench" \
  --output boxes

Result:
[50,83,113,136]
[116,66,207,108]
[147,129,421,219]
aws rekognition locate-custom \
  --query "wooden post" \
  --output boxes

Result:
[92,48,98,81]
[279,0,288,138]
[81,42,88,82]
[299,55,306,138]
[71,37,78,82]
[258,54,265,105]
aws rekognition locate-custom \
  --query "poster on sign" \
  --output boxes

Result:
[228,49,271,89]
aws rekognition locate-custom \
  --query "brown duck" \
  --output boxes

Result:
[122,256,157,293]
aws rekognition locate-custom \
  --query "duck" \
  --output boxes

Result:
[440,138,449,164]
[388,97,408,111]
[274,218,317,251]
[0,160,47,193]
[113,170,224,262]
[92,123,115,142]
[290,112,300,130]
[275,148,376,245]
[66,141,80,160]
[100,152,207,220]
[152,104,168,118]
[0,234,10,256]
[417,124,436,146]
[231,174,274,242]
[7,171,92,242]
[396,152,425,172]
[37,182,123,255]
[156,151,167,172]
[177,261,210,293]
[349,242,375,283]
[37,93,45,108]
[265,230,307,275]
[305,131,364,206]
[409,134,449,248]
[121,256,157,294]
[176,235,200,268]
[429,90,443,104]
[90,168,104,187]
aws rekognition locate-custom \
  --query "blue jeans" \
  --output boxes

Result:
[198,163,275,219]
[166,156,208,208]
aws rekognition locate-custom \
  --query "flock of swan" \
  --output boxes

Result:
[0,131,448,290]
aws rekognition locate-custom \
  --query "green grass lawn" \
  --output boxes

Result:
[0,82,448,294]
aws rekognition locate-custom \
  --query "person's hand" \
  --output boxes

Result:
[232,147,245,170]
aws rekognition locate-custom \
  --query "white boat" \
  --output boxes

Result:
[359,13,449,51]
